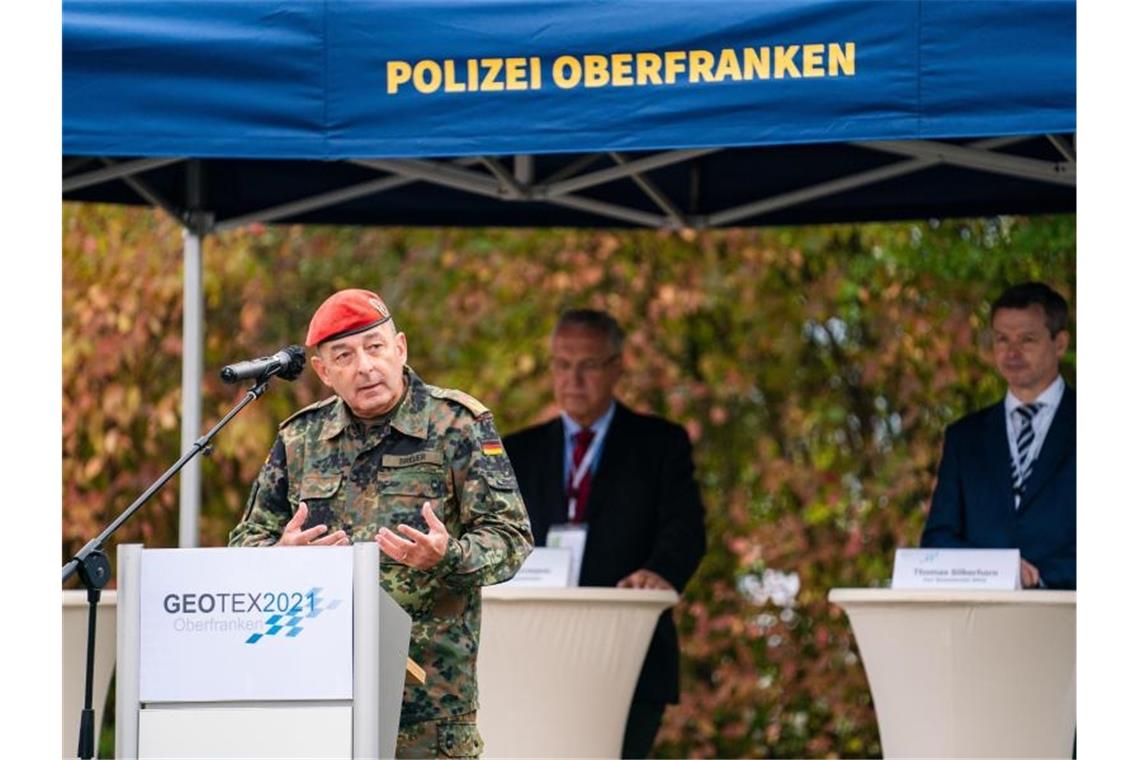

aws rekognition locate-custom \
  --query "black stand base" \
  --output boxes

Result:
[75,552,111,759]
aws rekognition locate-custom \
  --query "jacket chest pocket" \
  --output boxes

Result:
[298,473,345,531]
[373,455,451,549]
[380,449,447,491]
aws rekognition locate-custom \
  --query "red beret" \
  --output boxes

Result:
[305,289,392,348]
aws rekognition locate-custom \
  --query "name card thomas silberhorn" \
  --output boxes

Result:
[891,548,1021,590]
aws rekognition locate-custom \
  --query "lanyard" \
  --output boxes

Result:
[566,429,603,520]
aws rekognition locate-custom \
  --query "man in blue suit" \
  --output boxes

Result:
[921,282,1075,589]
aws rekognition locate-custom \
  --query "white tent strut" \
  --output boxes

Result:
[178,214,207,548]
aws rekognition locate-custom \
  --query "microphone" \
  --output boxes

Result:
[220,345,306,384]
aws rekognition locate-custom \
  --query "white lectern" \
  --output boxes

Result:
[477,586,678,759]
[829,589,1076,759]
[115,543,411,760]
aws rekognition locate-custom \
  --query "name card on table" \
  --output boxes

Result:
[891,548,1021,590]
[139,546,354,702]
[502,547,573,587]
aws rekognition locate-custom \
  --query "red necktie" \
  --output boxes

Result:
[568,428,595,523]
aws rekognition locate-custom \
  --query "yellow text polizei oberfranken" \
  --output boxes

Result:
[385,42,856,95]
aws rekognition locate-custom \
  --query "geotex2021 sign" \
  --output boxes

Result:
[139,546,353,702]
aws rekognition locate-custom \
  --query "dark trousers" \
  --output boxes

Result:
[621,701,666,759]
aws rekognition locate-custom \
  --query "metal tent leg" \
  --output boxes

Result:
[179,223,204,547]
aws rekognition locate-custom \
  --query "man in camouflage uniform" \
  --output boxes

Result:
[230,288,533,759]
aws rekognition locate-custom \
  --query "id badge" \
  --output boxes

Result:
[546,523,588,587]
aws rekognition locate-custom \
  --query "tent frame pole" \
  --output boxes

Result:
[537,148,716,198]
[99,158,185,221]
[178,222,204,548]
[609,152,687,226]
[65,137,1073,234]
[215,158,484,231]
[62,157,185,193]
[705,137,1029,227]
[544,193,670,227]
[858,140,1075,186]
[179,161,211,548]
[215,175,417,232]
[1046,134,1076,163]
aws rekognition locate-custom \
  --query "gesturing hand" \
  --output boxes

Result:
[275,502,350,547]
[375,501,450,570]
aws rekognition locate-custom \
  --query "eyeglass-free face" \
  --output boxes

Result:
[311,323,408,419]
[991,304,1068,402]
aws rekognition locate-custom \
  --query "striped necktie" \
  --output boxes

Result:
[1011,403,1042,508]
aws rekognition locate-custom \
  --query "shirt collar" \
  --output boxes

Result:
[319,366,430,441]
[561,400,616,442]
[389,367,431,439]
[1004,374,1065,416]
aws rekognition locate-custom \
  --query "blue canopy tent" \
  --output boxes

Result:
[63,0,1075,544]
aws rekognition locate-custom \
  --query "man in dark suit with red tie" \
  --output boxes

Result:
[503,309,707,758]
[921,282,1075,589]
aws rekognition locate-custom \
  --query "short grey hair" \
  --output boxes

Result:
[553,309,625,354]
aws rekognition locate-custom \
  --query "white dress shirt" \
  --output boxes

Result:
[560,402,616,520]
[1004,374,1065,488]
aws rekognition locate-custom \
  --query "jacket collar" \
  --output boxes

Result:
[1018,384,1075,509]
[318,366,430,441]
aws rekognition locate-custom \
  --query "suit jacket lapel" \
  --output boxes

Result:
[586,402,629,518]
[1019,386,1075,510]
[542,418,567,526]
[981,402,1017,513]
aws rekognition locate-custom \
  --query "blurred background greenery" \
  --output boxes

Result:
[63,204,1074,758]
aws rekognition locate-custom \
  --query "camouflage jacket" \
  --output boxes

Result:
[229,368,533,725]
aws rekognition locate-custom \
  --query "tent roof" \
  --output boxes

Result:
[63,0,1075,229]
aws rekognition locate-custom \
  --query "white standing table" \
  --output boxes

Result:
[829,589,1076,759]
[478,586,678,759]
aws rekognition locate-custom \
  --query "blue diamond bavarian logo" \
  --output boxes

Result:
[245,587,343,644]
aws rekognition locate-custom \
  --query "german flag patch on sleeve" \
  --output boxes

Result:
[481,439,505,456]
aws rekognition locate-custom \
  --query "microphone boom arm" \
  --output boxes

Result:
[62,375,273,582]
[63,373,276,759]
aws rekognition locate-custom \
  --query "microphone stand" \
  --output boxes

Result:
[62,372,278,759]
